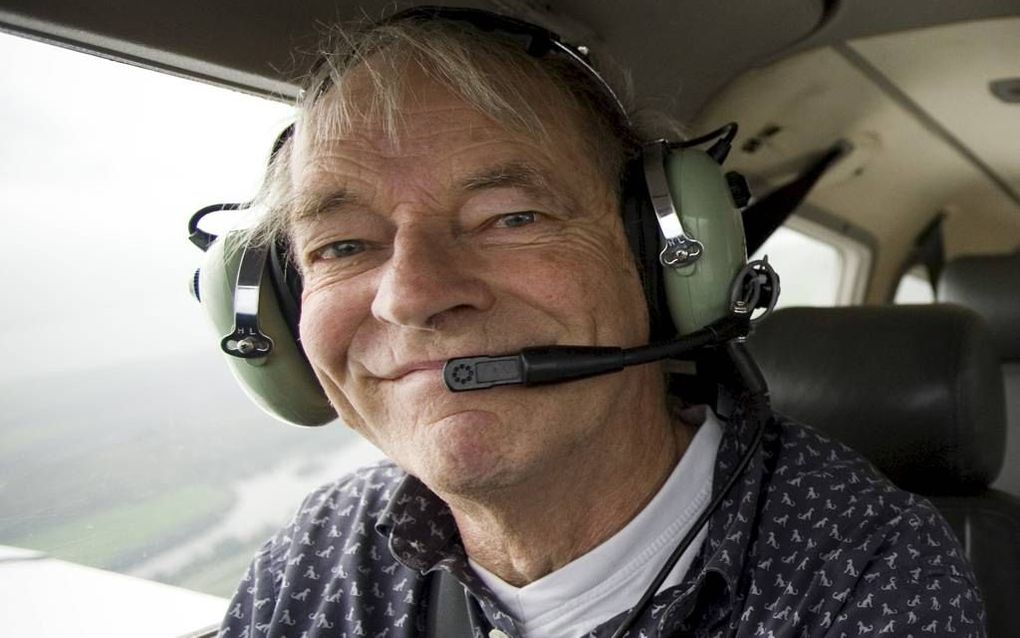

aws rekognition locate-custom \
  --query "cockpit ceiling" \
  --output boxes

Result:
[0,0,1018,122]
[696,16,1020,299]
[851,17,1020,198]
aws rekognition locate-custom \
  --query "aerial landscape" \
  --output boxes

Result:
[0,351,378,598]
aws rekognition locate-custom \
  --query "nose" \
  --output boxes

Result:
[371,227,496,330]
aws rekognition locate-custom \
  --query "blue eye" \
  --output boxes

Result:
[318,240,365,260]
[498,212,536,228]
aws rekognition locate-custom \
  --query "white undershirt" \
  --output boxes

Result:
[468,411,723,638]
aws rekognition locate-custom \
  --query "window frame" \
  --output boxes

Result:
[751,208,875,308]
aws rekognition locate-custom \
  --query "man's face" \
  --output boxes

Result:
[289,70,655,496]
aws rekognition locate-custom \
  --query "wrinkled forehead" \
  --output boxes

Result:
[279,58,612,226]
[286,60,602,196]
[296,49,594,158]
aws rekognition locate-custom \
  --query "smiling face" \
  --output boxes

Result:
[289,67,667,497]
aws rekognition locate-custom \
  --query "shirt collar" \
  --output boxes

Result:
[375,474,519,633]
[375,473,462,573]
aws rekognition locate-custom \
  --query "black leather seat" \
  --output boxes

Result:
[938,250,1020,497]
[747,304,1020,638]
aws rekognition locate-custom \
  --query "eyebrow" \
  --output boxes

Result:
[290,160,556,223]
[459,161,552,196]
[291,188,361,223]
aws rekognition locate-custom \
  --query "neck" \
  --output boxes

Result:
[442,374,696,587]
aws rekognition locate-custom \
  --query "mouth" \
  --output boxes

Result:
[381,360,447,381]
[378,347,531,382]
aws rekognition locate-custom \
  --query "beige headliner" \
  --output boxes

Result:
[697,17,1020,302]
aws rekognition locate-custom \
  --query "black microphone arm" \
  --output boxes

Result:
[442,315,750,392]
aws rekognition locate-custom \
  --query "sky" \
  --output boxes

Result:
[0,32,294,384]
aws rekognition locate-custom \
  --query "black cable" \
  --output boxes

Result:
[444,316,750,391]
[668,123,739,164]
[187,201,248,251]
[678,122,738,149]
[609,344,770,637]
[621,315,747,366]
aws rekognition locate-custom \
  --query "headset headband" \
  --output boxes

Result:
[380,6,628,120]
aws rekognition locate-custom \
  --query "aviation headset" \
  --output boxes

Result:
[188,5,779,427]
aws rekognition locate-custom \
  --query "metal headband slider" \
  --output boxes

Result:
[641,140,703,268]
[221,242,275,359]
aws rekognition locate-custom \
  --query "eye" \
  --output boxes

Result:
[315,239,366,260]
[496,211,537,228]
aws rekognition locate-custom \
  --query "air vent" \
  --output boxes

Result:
[990,78,1020,104]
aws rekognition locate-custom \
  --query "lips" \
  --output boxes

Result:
[375,345,534,381]
[367,335,559,382]
[384,360,446,380]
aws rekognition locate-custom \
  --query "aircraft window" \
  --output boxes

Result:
[750,221,862,308]
[893,266,936,304]
[0,29,383,614]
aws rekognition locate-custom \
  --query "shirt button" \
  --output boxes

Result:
[489,631,510,638]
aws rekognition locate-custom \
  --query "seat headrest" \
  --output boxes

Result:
[938,251,1020,360]
[747,305,1005,495]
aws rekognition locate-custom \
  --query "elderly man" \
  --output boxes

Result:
[216,7,984,638]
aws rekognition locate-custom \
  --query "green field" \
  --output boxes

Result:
[11,483,234,571]
[0,353,362,598]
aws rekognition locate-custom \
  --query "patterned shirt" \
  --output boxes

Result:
[219,414,986,637]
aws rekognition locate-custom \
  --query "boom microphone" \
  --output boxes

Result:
[442,257,779,392]
[442,314,750,391]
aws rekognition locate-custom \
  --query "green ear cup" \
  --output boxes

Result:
[662,148,747,335]
[199,231,336,426]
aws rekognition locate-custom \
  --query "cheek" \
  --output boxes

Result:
[298,283,382,435]
[511,230,647,337]
[298,281,372,379]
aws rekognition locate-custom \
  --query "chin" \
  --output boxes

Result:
[406,416,525,498]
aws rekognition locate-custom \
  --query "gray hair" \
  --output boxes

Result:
[252,12,679,247]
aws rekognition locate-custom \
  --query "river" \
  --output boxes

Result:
[129,438,385,580]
